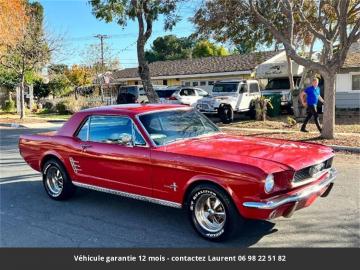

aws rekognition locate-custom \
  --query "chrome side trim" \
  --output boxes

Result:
[243,168,337,210]
[69,157,81,173]
[72,181,182,208]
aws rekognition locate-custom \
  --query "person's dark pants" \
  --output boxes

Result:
[301,105,322,132]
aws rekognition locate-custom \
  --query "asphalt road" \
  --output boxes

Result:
[0,127,359,247]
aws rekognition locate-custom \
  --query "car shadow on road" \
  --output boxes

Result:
[72,188,277,247]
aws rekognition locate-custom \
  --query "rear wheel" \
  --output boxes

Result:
[42,159,76,200]
[218,105,234,124]
[186,184,244,241]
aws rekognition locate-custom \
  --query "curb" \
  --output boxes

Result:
[0,122,64,129]
[0,123,26,128]
[330,145,360,153]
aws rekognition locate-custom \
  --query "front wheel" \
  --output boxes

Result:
[186,184,244,241]
[42,159,76,200]
[218,105,234,124]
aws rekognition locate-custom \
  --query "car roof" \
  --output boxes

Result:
[81,103,188,116]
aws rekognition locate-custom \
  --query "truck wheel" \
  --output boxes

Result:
[218,105,233,124]
[186,184,244,241]
[42,159,76,200]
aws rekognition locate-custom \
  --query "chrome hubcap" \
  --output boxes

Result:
[46,167,63,197]
[194,194,226,233]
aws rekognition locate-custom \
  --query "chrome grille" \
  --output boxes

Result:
[293,157,333,183]
[293,167,311,183]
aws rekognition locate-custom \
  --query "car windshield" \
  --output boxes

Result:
[138,109,220,146]
[212,83,238,93]
[264,79,290,90]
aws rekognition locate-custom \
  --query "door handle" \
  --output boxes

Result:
[81,144,92,150]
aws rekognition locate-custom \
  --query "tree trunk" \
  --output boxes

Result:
[20,74,25,119]
[136,37,159,103]
[321,72,336,139]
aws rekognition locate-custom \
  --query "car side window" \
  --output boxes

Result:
[77,118,89,141]
[239,84,247,93]
[180,88,196,96]
[85,116,146,146]
[249,83,259,93]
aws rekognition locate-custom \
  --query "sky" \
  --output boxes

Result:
[37,0,202,69]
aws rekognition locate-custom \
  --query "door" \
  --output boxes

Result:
[179,88,196,105]
[70,115,152,196]
[235,83,249,110]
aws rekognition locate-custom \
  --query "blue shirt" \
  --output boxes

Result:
[305,86,320,105]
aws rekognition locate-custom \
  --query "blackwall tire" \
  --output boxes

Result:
[42,159,76,201]
[186,184,244,241]
[218,105,233,124]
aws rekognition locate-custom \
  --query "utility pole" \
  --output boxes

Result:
[94,34,110,102]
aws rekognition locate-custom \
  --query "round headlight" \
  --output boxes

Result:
[264,174,275,193]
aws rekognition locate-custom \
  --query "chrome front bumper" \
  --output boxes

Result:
[243,168,337,210]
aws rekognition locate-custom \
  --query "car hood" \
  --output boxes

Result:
[159,133,334,172]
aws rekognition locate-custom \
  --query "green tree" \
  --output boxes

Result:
[0,66,18,89]
[192,40,229,58]
[48,74,71,97]
[89,0,182,103]
[145,35,193,62]
[0,1,52,119]
[193,0,276,54]
[33,78,50,99]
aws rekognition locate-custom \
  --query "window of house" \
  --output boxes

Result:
[183,81,191,86]
[192,81,199,87]
[163,80,168,86]
[200,81,206,86]
[208,81,214,85]
[352,74,360,90]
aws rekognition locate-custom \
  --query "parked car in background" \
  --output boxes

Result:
[261,77,301,113]
[19,104,336,241]
[170,86,209,106]
[156,88,179,104]
[195,79,261,123]
[116,85,167,104]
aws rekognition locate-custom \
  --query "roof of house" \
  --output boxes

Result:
[342,52,360,68]
[113,50,281,80]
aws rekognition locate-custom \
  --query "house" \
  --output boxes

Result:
[112,51,280,92]
[335,42,360,109]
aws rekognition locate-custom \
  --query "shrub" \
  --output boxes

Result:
[253,96,273,121]
[55,97,83,114]
[3,99,15,112]
[42,100,57,112]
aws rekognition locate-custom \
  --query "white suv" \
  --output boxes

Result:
[195,79,261,123]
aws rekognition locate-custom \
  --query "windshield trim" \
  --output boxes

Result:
[135,107,220,148]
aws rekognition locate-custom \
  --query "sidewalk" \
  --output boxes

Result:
[220,126,360,137]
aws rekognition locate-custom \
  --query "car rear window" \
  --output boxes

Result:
[156,89,177,98]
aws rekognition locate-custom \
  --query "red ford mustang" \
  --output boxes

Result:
[19,104,336,241]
